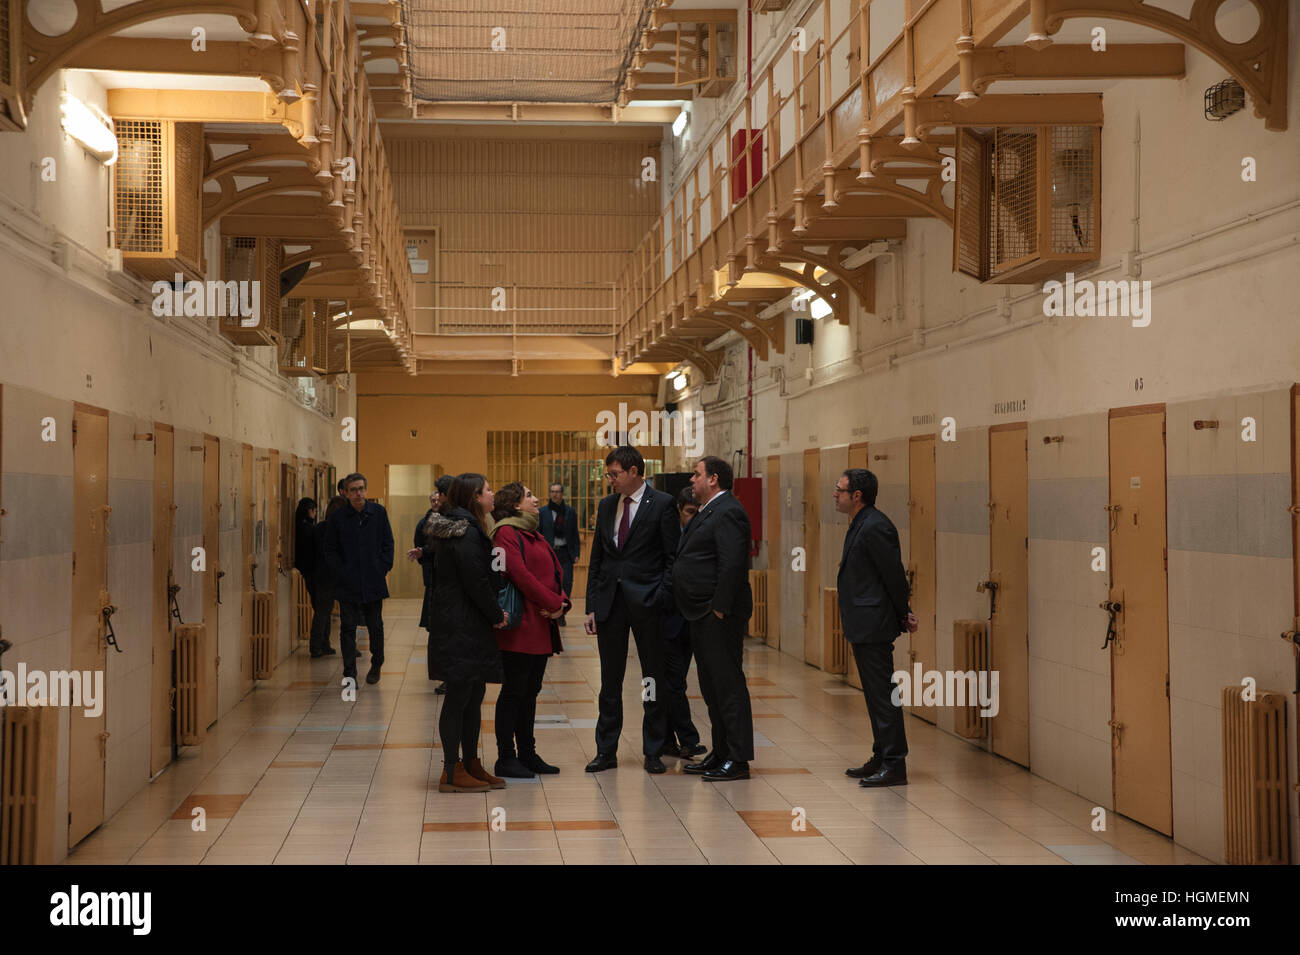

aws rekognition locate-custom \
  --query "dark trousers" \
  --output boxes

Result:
[440,678,486,770]
[339,600,384,676]
[495,650,549,759]
[851,640,908,769]
[307,579,334,654]
[557,554,574,604]
[594,589,667,757]
[691,612,753,761]
[662,616,700,748]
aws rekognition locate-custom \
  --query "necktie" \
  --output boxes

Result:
[617,496,632,550]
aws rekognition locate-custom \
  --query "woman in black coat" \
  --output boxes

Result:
[427,473,509,793]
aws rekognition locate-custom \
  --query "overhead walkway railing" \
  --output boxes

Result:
[2,0,417,374]
[612,0,1288,379]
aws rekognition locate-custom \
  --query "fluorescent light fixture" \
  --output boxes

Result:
[809,296,833,320]
[672,109,689,137]
[60,92,118,164]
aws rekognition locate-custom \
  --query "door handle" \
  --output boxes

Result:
[101,604,123,653]
[977,579,999,619]
[1100,599,1122,649]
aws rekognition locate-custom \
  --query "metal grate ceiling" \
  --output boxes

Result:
[403,0,655,103]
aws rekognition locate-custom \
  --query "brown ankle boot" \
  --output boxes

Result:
[465,757,507,790]
[439,760,490,793]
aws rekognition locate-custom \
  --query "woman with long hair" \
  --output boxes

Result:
[489,483,568,777]
[425,473,508,793]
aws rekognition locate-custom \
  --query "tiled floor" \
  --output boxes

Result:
[66,599,1209,865]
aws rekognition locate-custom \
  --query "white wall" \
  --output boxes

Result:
[0,70,357,860]
[675,32,1300,862]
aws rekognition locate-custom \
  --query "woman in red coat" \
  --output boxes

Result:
[489,482,569,778]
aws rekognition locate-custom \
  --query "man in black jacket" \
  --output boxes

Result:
[834,468,918,787]
[583,446,678,774]
[538,482,580,626]
[673,456,754,781]
[325,472,395,686]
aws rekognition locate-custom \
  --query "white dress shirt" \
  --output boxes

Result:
[696,488,728,514]
[612,481,647,547]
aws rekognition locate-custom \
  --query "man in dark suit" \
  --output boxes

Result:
[583,446,679,774]
[834,468,918,787]
[324,472,395,687]
[660,487,705,759]
[672,456,754,781]
[538,482,580,626]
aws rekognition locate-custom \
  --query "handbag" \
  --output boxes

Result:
[496,530,529,630]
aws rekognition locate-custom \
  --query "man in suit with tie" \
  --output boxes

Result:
[834,468,918,787]
[584,445,679,774]
[672,455,755,781]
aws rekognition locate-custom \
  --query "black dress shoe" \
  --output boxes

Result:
[659,742,682,758]
[858,766,908,788]
[845,757,883,779]
[679,743,707,759]
[644,755,666,774]
[434,682,447,695]
[365,665,381,685]
[309,650,324,658]
[585,753,618,773]
[702,759,750,781]
[322,647,337,656]
[520,753,560,775]
[682,752,724,775]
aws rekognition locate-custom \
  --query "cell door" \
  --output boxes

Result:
[803,448,822,668]
[406,229,438,334]
[202,434,220,727]
[150,423,175,775]
[988,423,1029,767]
[908,435,937,724]
[240,444,254,697]
[69,403,110,847]
[1108,405,1171,836]
[765,454,782,649]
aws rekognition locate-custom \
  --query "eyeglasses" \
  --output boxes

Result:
[832,486,849,494]
[605,471,623,481]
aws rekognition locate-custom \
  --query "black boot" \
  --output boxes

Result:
[520,752,560,775]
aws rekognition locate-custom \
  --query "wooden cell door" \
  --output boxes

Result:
[988,423,1030,767]
[765,454,782,650]
[69,404,110,847]
[802,448,822,668]
[406,229,438,334]
[1108,405,1172,836]
[907,435,937,724]
[202,434,220,727]
[240,444,254,697]
[150,423,175,775]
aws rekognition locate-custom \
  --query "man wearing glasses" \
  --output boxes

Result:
[583,445,679,775]
[833,468,918,787]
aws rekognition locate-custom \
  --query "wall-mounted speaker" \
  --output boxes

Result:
[795,318,814,344]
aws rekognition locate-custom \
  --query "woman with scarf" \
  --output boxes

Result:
[489,482,568,778]
[425,473,509,793]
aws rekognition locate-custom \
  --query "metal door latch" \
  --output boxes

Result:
[1100,599,1123,649]
[977,579,999,619]
[102,605,123,653]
